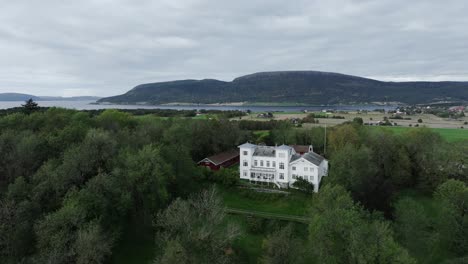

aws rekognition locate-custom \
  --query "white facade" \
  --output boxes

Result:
[238,143,328,192]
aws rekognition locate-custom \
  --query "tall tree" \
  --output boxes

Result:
[153,188,241,264]
[308,185,415,264]
[21,98,39,115]
[261,225,305,264]
[434,180,468,255]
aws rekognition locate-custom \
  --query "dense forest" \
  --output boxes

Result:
[0,104,467,264]
[98,71,468,105]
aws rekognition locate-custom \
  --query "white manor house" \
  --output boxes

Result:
[238,142,328,192]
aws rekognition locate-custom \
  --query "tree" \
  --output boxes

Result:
[117,145,171,220]
[21,98,39,114]
[261,225,305,264]
[157,240,188,264]
[353,117,364,125]
[394,197,432,258]
[404,128,452,192]
[328,124,360,153]
[308,185,415,264]
[434,180,468,254]
[153,188,241,264]
[74,222,113,264]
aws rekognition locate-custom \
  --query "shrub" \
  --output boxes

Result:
[292,178,315,194]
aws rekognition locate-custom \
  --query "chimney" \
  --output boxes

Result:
[309,145,313,153]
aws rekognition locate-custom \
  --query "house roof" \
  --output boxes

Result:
[253,146,276,157]
[290,152,325,166]
[291,145,310,153]
[238,142,256,149]
[276,144,292,150]
[199,149,239,165]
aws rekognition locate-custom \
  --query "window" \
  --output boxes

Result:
[310,167,314,172]
[266,161,270,167]
[243,160,248,167]
[260,160,264,166]
[278,153,285,158]
[279,162,285,169]
[243,151,247,155]
[292,174,297,179]
[292,166,296,171]
[272,161,276,167]
[279,173,284,180]
[250,172,255,178]
[304,167,308,171]
[254,160,258,166]
[243,171,247,177]
[310,176,314,181]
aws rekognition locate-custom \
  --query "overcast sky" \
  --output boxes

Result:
[1,0,467,97]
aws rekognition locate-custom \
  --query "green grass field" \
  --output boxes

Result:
[368,126,468,142]
[219,185,311,216]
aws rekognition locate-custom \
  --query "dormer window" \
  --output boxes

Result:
[243,151,247,155]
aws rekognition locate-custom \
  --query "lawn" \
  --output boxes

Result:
[219,185,311,216]
[368,126,468,142]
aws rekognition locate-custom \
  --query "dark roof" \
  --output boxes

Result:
[290,153,301,162]
[199,149,239,165]
[253,146,276,157]
[291,145,310,153]
[302,152,325,166]
[290,152,325,166]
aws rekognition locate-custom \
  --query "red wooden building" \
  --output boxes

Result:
[198,149,239,171]
[291,145,313,155]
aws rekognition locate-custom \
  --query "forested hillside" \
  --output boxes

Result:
[0,105,466,263]
[98,71,468,105]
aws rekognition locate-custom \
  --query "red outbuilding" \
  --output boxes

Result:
[198,149,239,171]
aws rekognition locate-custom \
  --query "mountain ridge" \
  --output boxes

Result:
[0,93,101,102]
[99,70,468,105]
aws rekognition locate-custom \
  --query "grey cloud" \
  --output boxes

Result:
[0,0,467,96]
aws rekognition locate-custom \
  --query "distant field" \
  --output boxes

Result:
[368,126,468,142]
[239,111,468,129]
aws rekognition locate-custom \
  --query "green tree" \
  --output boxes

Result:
[153,188,241,264]
[434,180,468,254]
[261,225,305,264]
[308,185,415,264]
[21,98,39,114]
[404,128,452,192]
[328,124,360,153]
[353,117,364,125]
[117,144,171,220]
[74,222,113,264]
[394,197,432,259]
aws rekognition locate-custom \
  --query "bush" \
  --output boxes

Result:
[291,178,315,194]
[210,168,239,186]
[246,217,265,234]
[353,117,363,125]
[417,118,423,123]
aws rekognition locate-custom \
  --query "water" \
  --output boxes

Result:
[0,100,398,112]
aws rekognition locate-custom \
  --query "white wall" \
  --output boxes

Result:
[239,147,252,179]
